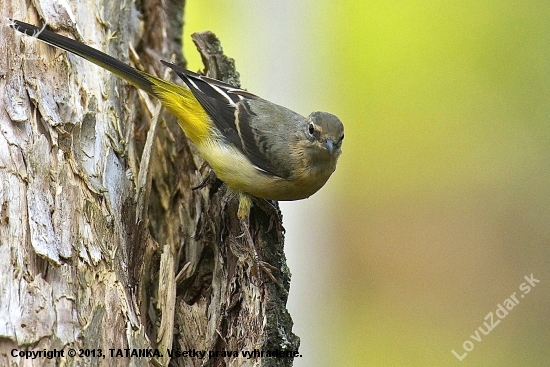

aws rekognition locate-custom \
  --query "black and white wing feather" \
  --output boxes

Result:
[161,61,294,179]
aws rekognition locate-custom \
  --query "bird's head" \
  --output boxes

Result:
[305,111,344,162]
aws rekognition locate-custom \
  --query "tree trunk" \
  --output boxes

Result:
[0,1,299,366]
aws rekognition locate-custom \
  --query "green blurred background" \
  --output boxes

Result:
[184,1,550,366]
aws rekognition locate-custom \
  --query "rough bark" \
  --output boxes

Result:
[0,0,299,366]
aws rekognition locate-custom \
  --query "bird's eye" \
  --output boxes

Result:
[308,123,315,135]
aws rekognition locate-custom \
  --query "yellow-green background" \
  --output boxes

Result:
[184,1,550,366]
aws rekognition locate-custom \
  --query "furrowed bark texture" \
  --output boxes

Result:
[0,0,299,366]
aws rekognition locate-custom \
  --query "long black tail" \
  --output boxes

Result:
[10,19,155,95]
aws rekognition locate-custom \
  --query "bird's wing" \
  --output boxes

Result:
[161,61,294,179]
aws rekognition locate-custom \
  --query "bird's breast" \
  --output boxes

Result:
[197,140,335,201]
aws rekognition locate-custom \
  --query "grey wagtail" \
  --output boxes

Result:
[10,20,344,269]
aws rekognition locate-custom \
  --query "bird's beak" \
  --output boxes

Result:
[325,139,334,154]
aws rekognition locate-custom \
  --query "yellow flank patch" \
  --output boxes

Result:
[143,74,211,144]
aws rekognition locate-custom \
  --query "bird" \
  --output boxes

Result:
[10,19,344,278]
